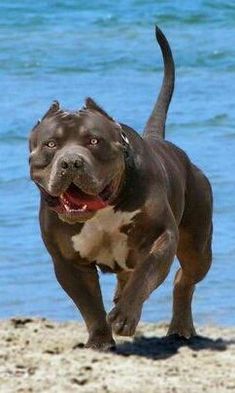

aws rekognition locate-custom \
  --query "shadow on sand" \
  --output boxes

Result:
[115,334,233,360]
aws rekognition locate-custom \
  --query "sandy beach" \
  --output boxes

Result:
[0,318,234,393]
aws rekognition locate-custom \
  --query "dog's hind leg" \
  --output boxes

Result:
[167,166,213,338]
[167,226,212,338]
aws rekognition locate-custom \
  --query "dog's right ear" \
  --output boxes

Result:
[29,100,61,152]
[42,100,61,120]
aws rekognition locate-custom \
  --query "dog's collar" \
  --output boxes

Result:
[117,125,133,169]
[112,126,137,209]
[114,121,131,159]
[120,129,130,146]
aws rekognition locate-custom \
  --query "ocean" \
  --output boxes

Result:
[0,0,234,326]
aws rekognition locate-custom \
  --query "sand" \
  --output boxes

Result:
[0,318,234,393]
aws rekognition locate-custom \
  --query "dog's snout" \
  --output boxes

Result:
[59,155,84,171]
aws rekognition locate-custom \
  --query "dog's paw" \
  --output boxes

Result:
[167,320,196,339]
[85,325,116,352]
[85,338,116,352]
[107,303,142,336]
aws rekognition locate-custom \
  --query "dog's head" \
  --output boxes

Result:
[29,98,129,223]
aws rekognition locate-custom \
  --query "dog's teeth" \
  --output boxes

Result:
[64,204,70,212]
[61,195,70,207]
[60,195,88,213]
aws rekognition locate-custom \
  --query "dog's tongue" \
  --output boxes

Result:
[63,184,107,211]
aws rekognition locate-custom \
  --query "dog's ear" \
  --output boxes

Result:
[85,97,115,122]
[42,100,61,120]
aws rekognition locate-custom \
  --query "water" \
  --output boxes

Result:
[0,0,235,326]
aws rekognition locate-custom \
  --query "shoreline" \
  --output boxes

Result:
[1,318,234,392]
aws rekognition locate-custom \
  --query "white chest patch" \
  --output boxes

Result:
[71,206,140,270]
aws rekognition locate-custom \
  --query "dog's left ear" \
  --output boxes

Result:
[85,97,115,122]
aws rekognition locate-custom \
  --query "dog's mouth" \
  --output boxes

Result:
[60,183,111,213]
[40,182,113,216]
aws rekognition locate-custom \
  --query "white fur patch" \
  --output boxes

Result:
[71,206,139,270]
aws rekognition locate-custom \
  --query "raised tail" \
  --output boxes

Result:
[143,26,175,139]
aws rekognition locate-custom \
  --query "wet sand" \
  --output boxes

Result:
[0,318,234,392]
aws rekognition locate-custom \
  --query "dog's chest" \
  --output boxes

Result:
[71,206,139,270]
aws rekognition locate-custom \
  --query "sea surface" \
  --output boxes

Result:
[0,0,235,326]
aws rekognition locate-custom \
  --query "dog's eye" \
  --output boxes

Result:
[46,141,56,148]
[89,138,99,145]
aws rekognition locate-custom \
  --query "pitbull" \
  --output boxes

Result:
[29,27,212,350]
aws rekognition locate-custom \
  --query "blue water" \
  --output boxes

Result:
[0,1,235,326]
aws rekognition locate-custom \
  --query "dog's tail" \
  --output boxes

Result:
[143,26,175,140]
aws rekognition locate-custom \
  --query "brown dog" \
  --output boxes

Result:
[29,27,212,350]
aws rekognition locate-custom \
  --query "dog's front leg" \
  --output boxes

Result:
[108,229,178,336]
[53,256,115,350]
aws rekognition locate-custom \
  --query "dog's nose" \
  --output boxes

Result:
[60,156,84,170]
[60,160,69,169]
[74,158,83,168]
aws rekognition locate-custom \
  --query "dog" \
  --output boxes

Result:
[29,26,212,350]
